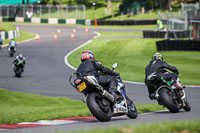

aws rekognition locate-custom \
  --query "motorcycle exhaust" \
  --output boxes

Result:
[102,90,115,102]
[85,76,115,102]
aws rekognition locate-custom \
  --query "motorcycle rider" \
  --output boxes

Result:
[13,54,26,72]
[8,39,17,52]
[145,52,179,100]
[0,35,2,49]
[76,50,123,101]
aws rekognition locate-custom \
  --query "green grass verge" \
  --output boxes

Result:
[74,120,200,133]
[0,22,36,46]
[0,88,164,124]
[2,30,36,45]
[0,22,16,31]
[80,25,157,30]
[98,31,142,38]
[68,37,200,85]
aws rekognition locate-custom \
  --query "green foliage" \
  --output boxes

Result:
[41,0,107,7]
[98,31,142,37]
[68,32,200,85]
[0,88,164,124]
[80,25,157,29]
[0,22,35,46]
[0,22,16,31]
[74,120,200,133]
[0,88,90,124]
[106,11,159,20]
[3,31,35,46]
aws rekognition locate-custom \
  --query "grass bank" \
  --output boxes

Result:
[0,22,36,46]
[98,31,142,38]
[3,30,35,45]
[106,11,159,20]
[80,25,157,30]
[68,34,200,85]
[0,22,16,31]
[74,120,200,133]
[0,88,164,124]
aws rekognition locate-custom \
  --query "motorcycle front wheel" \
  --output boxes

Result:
[183,98,191,112]
[126,104,138,119]
[86,93,112,122]
[15,67,22,77]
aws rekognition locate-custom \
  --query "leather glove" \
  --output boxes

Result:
[114,72,120,76]
[175,71,179,75]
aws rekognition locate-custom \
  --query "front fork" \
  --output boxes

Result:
[180,90,187,106]
[171,88,187,107]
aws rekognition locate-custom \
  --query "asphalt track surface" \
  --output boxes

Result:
[0,25,199,133]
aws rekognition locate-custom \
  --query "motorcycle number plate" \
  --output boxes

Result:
[77,82,86,92]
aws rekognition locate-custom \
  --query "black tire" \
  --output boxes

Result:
[158,87,180,113]
[86,93,112,122]
[15,68,22,77]
[183,98,191,112]
[10,53,13,57]
[126,104,138,119]
[15,72,21,77]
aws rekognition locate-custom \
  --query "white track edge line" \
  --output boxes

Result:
[64,32,100,71]
[0,110,168,130]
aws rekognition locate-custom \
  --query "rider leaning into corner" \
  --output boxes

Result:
[145,52,181,100]
[76,50,132,104]
[8,38,17,52]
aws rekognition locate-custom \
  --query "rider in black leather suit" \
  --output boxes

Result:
[145,52,179,100]
[76,50,119,97]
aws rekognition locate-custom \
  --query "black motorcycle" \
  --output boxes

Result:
[69,63,138,122]
[14,60,24,77]
[148,72,191,113]
[8,46,16,57]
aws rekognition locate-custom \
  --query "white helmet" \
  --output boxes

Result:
[19,54,23,58]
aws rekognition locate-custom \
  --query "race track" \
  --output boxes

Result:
[0,24,199,133]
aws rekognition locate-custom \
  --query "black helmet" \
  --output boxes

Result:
[81,50,95,61]
[152,52,163,61]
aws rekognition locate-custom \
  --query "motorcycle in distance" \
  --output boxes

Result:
[149,72,191,113]
[8,46,16,57]
[14,59,25,77]
[69,63,138,122]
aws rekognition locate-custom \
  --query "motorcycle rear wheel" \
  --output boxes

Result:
[10,53,13,57]
[86,93,112,122]
[158,87,180,113]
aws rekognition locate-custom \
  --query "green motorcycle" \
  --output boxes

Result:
[150,73,191,113]
[14,60,24,77]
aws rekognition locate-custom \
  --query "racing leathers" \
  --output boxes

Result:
[76,59,119,96]
[13,55,26,72]
[8,40,17,52]
[145,59,179,99]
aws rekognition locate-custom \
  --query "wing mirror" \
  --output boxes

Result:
[112,63,118,70]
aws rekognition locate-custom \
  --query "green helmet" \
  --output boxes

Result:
[152,52,163,61]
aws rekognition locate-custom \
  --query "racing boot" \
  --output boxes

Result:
[149,93,159,100]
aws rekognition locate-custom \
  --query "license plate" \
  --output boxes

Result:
[77,82,86,92]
